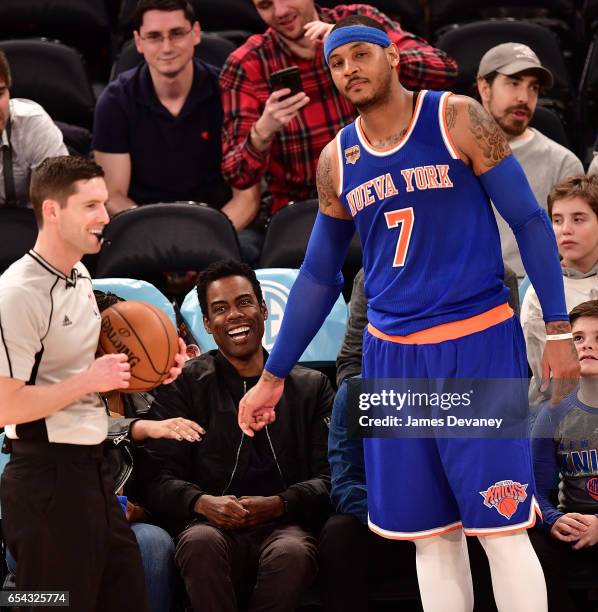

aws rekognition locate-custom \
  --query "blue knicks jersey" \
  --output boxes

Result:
[336,90,510,335]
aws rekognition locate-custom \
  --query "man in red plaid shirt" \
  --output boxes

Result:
[220,1,458,220]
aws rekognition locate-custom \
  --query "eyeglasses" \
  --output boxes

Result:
[139,27,193,45]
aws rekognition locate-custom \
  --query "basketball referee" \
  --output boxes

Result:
[0,157,183,611]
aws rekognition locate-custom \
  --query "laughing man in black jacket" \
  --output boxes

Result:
[141,259,334,612]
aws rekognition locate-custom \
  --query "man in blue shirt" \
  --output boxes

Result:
[93,0,259,231]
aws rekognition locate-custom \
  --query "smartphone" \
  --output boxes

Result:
[269,66,303,99]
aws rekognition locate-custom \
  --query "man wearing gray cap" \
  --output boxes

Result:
[477,42,583,278]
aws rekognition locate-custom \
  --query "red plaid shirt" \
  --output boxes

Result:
[220,4,458,215]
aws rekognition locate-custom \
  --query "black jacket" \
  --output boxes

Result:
[138,350,334,535]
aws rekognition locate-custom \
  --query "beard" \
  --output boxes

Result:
[352,70,393,113]
[494,105,532,138]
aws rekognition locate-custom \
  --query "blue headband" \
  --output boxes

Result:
[324,25,391,65]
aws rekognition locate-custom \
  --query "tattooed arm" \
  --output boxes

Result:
[317,141,353,220]
[445,95,511,175]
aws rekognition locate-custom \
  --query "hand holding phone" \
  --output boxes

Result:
[269,67,303,99]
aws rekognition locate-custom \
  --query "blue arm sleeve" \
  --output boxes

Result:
[265,212,355,378]
[531,404,564,530]
[329,379,368,524]
[479,155,567,322]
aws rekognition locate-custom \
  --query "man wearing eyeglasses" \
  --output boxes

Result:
[93,0,259,239]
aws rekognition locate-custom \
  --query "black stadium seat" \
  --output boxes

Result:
[95,203,241,290]
[434,20,573,102]
[529,104,571,150]
[0,0,112,81]
[0,209,38,274]
[118,0,265,38]
[579,34,598,151]
[259,199,362,301]
[0,39,95,129]
[111,33,236,79]
[429,0,578,45]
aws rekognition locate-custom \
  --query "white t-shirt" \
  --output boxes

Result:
[0,251,107,444]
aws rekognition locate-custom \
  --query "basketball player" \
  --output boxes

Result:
[0,156,185,611]
[238,17,581,612]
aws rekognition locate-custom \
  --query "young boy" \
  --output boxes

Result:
[531,300,598,611]
[522,175,598,405]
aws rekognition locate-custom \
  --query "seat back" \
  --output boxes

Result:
[0,209,38,274]
[0,39,95,128]
[111,33,236,78]
[435,20,572,99]
[180,268,348,366]
[429,0,578,45]
[529,104,571,150]
[0,0,111,80]
[118,0,264,37]
[259,199,362,300]
[95,203,241,289]
[92,278,177,327]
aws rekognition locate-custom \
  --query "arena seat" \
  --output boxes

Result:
[92,278,177,328]
[259,199,362,302]
[179,268,348,367]
[111,33,236,78]
[580,34,598,134]
[0,39,95,129]
[529,104,572,151]
[434,20,573,101]
[0,209,38,275]
[95,203,241,297]
[118,0,264,38]
[429,0,578,49]
[0,0,112,81]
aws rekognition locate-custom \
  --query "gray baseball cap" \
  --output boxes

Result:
[477,42,554,88]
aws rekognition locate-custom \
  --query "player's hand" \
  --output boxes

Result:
[571,514,598,549]
[304,20,334,44]
[130,417,204,443]
[238,373,284,437]
[162,338,187,385]
[540,336,580,405]
[239,496,285,527]
[88,353,130,392]
[550,513,589,542]
[194,494,249,529]
[256,89,310,142]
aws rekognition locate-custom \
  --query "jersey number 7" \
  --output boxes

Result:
[384,207,414,267]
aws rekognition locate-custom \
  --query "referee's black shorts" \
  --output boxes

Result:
[0,440,149,612]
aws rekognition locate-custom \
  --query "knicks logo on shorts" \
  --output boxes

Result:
[586,477,598,501]
[344,145,360,165]
[479,479,528,519]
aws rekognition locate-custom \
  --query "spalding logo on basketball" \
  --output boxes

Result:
[259,279,289,349]
[99,301,178,392]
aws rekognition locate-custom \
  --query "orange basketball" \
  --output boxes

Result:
[497,497,518,518]
[99,301,178,392]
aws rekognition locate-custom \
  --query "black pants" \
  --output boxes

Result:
[0,441,149,612]
[175,520,318,612]
[318,514,500,612]
[529,527,598,612]
[318,513,419,611]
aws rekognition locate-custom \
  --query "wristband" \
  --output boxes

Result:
[546,333,573,341]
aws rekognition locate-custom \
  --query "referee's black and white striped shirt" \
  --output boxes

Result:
[0,250,107,444]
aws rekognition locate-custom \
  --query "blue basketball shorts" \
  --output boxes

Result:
[361,306,540,539]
